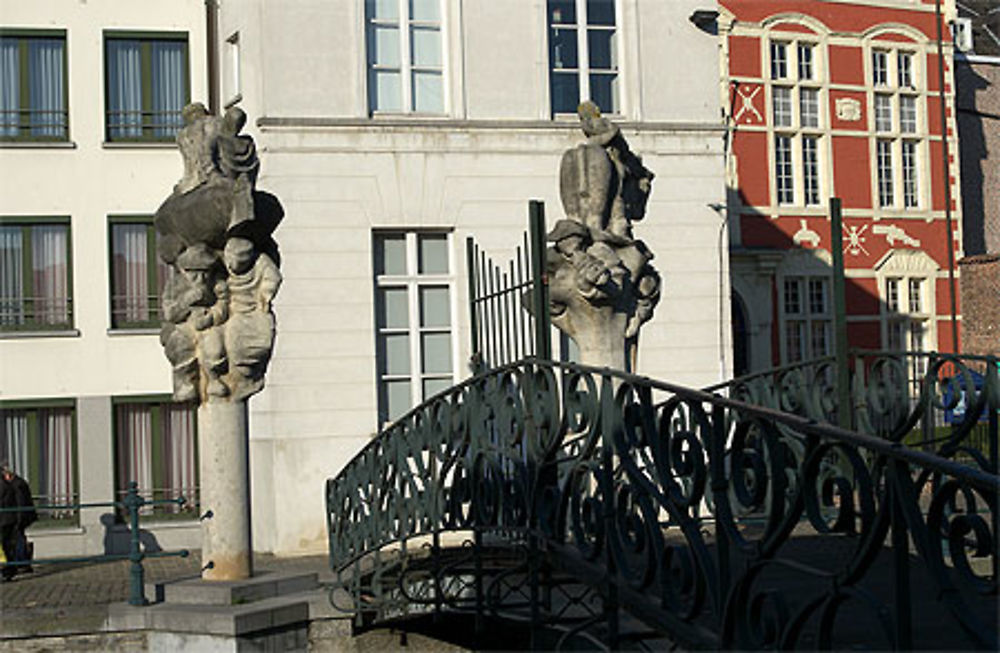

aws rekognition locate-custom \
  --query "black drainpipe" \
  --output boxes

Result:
[935,0,959,353]
[206,0,220,114]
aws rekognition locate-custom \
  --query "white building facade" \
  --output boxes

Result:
[2,0,730,558]
[0,0,209,557]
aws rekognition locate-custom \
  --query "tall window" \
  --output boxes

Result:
[114,398,198,517]
[0,401,76,524]
[109,217,171,329]
[782,275,831,363]
[884,276,928,352]
[548,0,619,115]
[374,231,455,425]
[870,45,922,209]
[769,38,823,206]
[366,0,444,114]
[0,218,72,331]
[0,30,67,140]
[104,32,189,141]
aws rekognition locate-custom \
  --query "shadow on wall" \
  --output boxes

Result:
[956,60,992,257]
[100,513,163,555]
[727,186,952,374]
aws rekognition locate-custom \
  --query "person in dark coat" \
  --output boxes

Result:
[1,463,36,579]
[0,467,17,581]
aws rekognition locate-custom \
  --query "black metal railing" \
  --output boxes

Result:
[708,350,999,470]
[0,482,189,605]
[326,358,997,650]
[467,201,550,373]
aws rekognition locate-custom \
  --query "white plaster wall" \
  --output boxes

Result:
[246,124,726,554]
[0,0,208,401]
[0,0,208,556]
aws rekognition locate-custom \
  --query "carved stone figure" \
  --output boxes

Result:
[545,102,661,370]
[154,103,282,405]
[223,236,281,401]
[154,103,282,582]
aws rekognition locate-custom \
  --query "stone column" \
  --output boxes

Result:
[153,103,283,581]
[198,401,252,580]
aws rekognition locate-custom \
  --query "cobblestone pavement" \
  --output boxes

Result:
[0,550,331,632]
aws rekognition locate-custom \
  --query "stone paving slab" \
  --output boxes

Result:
[0,551,332,638]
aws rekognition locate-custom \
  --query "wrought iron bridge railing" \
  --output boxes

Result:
[326,356,998,650]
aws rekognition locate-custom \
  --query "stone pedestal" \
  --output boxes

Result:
[199,401,252,581]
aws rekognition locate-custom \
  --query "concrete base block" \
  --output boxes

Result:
[146,571,319,606]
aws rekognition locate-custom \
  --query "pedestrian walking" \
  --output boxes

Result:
[0,463,36,579]
[0,465,17,581]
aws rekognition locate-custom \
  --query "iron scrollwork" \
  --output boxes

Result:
[327,356,998,650]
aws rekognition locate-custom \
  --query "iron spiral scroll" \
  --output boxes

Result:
[326,357,998,650]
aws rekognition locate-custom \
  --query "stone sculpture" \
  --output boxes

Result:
[153,102,282,581]
[546,102,660,370]
[155,102,282,404]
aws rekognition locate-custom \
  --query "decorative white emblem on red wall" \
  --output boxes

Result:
[793,219,821,248]
[835,98,862,122]
[844,224,869,256]
[734,85,763,124]
[873,224,921,247]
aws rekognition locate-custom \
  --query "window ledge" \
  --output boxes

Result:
[0,140,77,150]
[27,525,84,537]
[0,328,80,339]
[108,327,160,336]
[141,518,200,530]
[102,141,177,150]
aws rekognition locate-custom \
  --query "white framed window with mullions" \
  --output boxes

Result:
[869,46,923,210]
[547,0,620,116]
[365,0,446,115]
[373,231,458,426]
[768,38,825,208]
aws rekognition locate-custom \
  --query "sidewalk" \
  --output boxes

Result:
[0,551,332,637]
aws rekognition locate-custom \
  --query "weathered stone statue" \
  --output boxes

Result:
[154,102,282,581]
[547,102,661,370]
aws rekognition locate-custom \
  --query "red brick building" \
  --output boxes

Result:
[720,0,962,374]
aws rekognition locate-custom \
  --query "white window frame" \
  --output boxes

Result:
[365,0,447,115]
[223,32,241,108]
[868,42,924,212]
[547,0,622,116]
[777,249,833,364]
[875,249,937,358]
[373,230,458,427]
[767,36,825,208]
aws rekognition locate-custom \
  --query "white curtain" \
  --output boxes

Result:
[150,41,185,137]
[31,225,69,325]
[0,226,24,325]
[0,411,29,480]
[115,404,154,514]
[163,404,196,511]
[106,40,142,138]
[0,38,18,136]
[28,38,64,137]
[39,407,74,508]
[111,224,148,323]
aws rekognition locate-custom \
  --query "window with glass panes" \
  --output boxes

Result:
[883,275,928,352]
[548,0,619,115]
[870,46,922,209]
[0,29,67,141]
[113,398,198,518]
[0,400,77,524]
[769,38,823,206]
[0,217,72,331]
[373,231,455,425]
[104,32,189,141]
[366,0,444,114]
[781,275,831,363]
[109,217,171,329]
